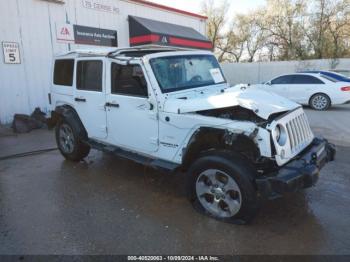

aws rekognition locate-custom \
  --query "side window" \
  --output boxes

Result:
[53,59,74,86]
[77,60,103,91]
[271,75,294,84]
[111,63,148,97]
[293,75,324,84]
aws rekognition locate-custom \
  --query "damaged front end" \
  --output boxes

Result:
[256,138,336,199]
[166,85,336,199]
[196,105,287,127]
[196,106,267,125]
[195,105,336,199]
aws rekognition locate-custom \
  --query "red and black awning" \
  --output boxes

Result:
[128,16,213,50]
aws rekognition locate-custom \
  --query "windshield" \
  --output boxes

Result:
[149,55,226,93]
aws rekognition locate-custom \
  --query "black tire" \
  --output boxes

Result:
[55,115,90,161]
[187,150,259,224]
[309,93,331,111]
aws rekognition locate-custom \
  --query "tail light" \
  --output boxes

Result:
[341,86,350,91]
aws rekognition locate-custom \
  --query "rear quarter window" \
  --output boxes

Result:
[320,75,337,82]
[53,59,74,86]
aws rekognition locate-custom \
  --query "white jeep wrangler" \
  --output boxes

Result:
[49,46,335,224]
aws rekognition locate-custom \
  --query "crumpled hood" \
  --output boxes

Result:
[163,85,300,120]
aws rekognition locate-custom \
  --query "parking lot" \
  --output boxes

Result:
[0,105,350,255]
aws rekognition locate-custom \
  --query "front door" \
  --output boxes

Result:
[106,61,158,153]
[74,59,107,140]
[268,75,294,99]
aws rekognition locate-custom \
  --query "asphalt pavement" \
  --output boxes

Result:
[0,105,349,255]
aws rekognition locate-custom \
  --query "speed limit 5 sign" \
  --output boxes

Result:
[2,42,21,64]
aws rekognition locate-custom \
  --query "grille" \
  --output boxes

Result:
[285,112,313,153]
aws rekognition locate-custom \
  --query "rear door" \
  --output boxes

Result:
[74,58,107,140]
[287,75,325,103]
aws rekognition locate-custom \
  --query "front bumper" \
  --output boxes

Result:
[256,138,336,199]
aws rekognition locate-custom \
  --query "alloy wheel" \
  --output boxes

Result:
[196,169,242,218]
[59,123,75,154]
[312,95,328,110]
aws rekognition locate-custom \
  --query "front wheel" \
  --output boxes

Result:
[309,93,331,110]
[188,150,259,224]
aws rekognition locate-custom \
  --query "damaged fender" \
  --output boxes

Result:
[178,124,272,167]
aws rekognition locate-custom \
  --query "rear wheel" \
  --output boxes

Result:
[55,117,90,161]
[188,150,259,224]
[309,93,331,110]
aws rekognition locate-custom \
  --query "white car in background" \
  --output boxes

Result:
[259,73,350,110]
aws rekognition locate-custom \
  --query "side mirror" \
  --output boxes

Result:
[266,81,272,86]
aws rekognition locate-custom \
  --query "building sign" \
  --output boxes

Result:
[56,23,118,47]
[56,24,75,43]
[73,25,118,47]
[2,42,21,64]
[82,0,119,14]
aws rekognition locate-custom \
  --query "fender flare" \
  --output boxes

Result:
[48,105,87,139]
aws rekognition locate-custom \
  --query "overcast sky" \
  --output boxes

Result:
[146,0,267,16]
